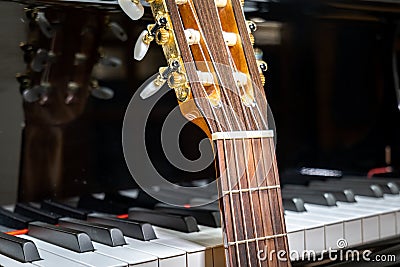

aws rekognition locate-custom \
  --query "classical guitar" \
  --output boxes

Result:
[119,0,290,266]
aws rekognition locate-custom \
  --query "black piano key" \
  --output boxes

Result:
[87,214,157,241]
[281,190,337,206]
[14,203,61,224]
[282,197,306,212]
[154,203,221,228]
[0,207,33,229]
[128,207,199,233]
[78,195,128,215]
[340,176,400,194]
[284,184,356,203]
[28,221,94,253]
[309,180,384,198]
[41,200,88,220]
[0,232,41,263]
[105,191,159,209]
[58,218,126,247]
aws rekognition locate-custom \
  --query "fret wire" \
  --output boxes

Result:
[187,1,257,265]
[226,0,292,264]
[222,4,280,267]
[214,5,269,266]
[216,1,280,265]
[184,1,244,265]
[222,185,281,195]
[227,233,288,246]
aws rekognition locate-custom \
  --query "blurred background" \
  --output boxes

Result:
[0,0,399,204]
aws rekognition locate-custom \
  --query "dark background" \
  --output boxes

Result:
[1,0,400,203]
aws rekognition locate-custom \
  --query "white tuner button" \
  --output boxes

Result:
[184,29,201,45]
[134,30,151,61]
[223,32,237,46]
[118,0,144,21]
[140,74,166,99]
[35,12,54,38]
[108,22,128,41]
[99,56,122,67]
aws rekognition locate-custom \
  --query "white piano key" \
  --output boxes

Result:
[152,237,207,267]
[32,250,88,267]
[286,223,305,252]
[302,204,362,246]
[20,235,127,267]
[0,253,36,267]
[330,203,382,241]
[286,212,344,250]
[336,202,396,240]
[397,212,400,235]
[124,237,187,267]
[284,215,325,252]
[154,225,224,267]
[92,242,158,267]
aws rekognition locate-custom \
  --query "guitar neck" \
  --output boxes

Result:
[216,137,290,266]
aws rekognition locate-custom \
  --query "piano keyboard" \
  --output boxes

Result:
[0,176,399,266]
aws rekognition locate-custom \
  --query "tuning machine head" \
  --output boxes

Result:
[25,9,55,38]
[254,48,267,85]
[134,15,169,60]
[98,53,122,68]
[118,0,145,21]
[140,58,189,101]
[107,20,128,42]
[21,82,50,104]
[90,79,114,100]
[31,49,56,72]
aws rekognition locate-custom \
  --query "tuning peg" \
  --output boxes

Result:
[19,42,36,63]
[98,55,122,67]
[247,20,257,33]
[140,59,182,99]
[118,0,144,20]
[134,16,169,60]
[134,30,151,61]
[90,79,114,100]
[254,48,267,85]
[35,11,55,38]
[140,74,166,99]
[65,82,80,104]
[247,20,257,45]
[22,83,50,104]
[108,22,128,41]
[16,73,32,94]
[74,53,87,65]
[31,49,55,72]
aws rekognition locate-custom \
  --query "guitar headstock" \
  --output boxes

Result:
[124,0,269,136]
[17,5,126,125]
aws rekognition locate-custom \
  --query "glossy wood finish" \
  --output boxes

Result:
[19,7,108,201]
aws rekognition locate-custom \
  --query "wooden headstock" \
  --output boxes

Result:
[18,4,126,201]
[121,1,291,266]
[133,0,269,137]
[17,6,112,125]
